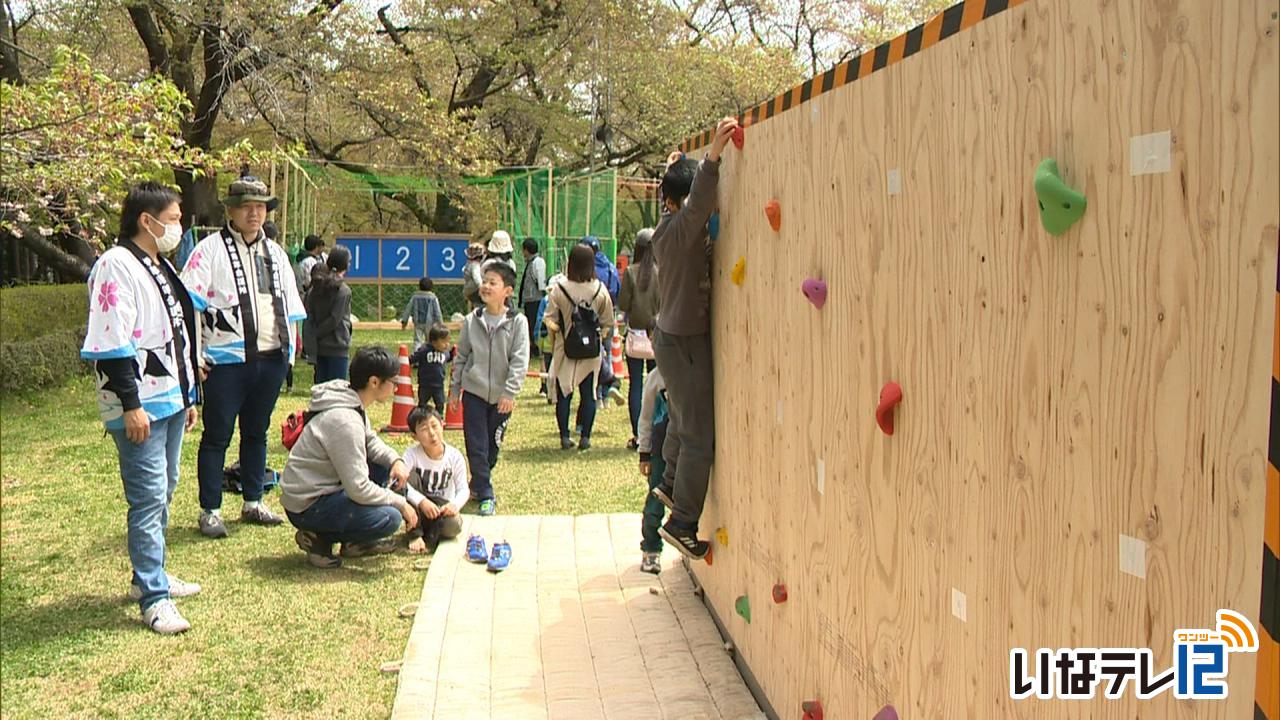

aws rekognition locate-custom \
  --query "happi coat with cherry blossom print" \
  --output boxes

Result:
[81,242,202,430]
[180,226,306,366]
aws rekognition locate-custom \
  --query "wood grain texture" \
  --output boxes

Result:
[692,0,1279,717]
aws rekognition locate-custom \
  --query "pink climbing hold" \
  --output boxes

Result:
[876,381,903,436]
[873,706,898,720]
[801,278,827,309]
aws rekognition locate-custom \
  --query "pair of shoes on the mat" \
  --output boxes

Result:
[466,534,512,572]
[658,520,709,560]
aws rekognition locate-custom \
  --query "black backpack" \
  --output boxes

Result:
[559,284,602,360]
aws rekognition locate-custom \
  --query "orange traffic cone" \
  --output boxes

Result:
[444,397,464,430]
[610,319,627,379]
[382,344,414,433]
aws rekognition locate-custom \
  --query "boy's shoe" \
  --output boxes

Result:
[578,437,591,451]
[295,530,341,568]
[198,512,228,539]
[241,504,284,526]
[650,485,675,512]
[659,521,709,560]
[640,552,662,575]
[129,573,201,601]
[487,541,512,572]
[142,599,191,635]
[560,436,575,450]
[341,538,397,558]
[608,387,625,406]
[627,438,638,451]
[478,499,497,516]
[466,534,488,563]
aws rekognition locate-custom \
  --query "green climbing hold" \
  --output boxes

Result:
[735,594,751,623]
[1033,158,1087,236]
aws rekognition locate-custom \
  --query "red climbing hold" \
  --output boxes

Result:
[772,583,788,604]
[731,125,745,150]
[765,200,781,231]
[873,706,899,720]
[801,278,827,309]
[876,381,903,436]
[801,699,824,720]
[704,545,714,566]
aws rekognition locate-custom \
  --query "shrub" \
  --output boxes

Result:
[0,284,91,392]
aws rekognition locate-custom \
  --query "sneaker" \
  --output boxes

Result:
[198,512,228,539]
[466,534,488,563]
[608,387,625,406]
[560,436,575,450]
[340,538,397,558]
[659,521,709,560]
[295,530,341,568]
[487,541,512,572]
[640,552,661,575]
[141,599,191,635]
[478,499,497,516]
[650,485,675,512]
[626,438,638,451]
[129,573,201,601]
[423,522,443,554]
[240,504,284,526]
[578,437,591,451]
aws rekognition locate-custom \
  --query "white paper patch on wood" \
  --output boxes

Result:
[1130,131,1172,176]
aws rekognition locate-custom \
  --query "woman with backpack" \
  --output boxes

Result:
[304,245,353,383]
[617,228,660,450]
[544,243,614,451]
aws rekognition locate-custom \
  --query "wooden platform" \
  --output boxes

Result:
[390,514,764,720]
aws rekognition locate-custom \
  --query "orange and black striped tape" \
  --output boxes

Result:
[1259,251,1279,720]
[679,0,1028,153]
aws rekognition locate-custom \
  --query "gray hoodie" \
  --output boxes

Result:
[281,380,402,514]
[449,306,530,404]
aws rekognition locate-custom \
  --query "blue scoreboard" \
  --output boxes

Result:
[335,235,470,281]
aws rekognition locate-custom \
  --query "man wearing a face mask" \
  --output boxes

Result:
[181,177,306,539]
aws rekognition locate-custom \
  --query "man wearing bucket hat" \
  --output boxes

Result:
[181,176,306,538]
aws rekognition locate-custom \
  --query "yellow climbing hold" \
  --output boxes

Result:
[731,257,746,286]
[716,527,729,546]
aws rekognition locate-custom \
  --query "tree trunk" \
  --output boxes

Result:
[10,225,92,281]
[432,193,469,233]
[175,168,223,230]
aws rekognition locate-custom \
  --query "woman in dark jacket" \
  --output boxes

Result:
[617,228,660,449]
[304,245,353,383]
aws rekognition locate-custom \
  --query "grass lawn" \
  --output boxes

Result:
[0,327,646,719]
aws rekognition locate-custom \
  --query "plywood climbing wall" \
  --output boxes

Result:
[689,0,1280,717]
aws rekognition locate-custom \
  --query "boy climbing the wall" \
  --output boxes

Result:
[651,116,738,559]
[448,263,529,517]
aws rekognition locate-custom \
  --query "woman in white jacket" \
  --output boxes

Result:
[544,243,614,451]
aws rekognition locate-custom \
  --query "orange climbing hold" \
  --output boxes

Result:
[801,699,824,720]
[731,125,745,150]
[704,545,714,566]
[876,381,903,435]
[765,200,781,231]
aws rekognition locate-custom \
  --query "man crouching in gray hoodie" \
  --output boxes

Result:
[281,346,419,568]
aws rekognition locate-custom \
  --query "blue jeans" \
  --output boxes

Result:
[198,355,288,510]
[556,375,597,440]
[110,411,185,611]
[461,392,510,501]
[626,356,654,439]
[314,354,349,384]
[285,490,402,547]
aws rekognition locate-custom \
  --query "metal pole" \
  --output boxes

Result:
[611,168,618,258]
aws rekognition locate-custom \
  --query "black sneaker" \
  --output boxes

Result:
[658,521,708,560]
[423,522,443,554]
[341,538,397,558]
[560,436,575,450]
[650,485,675,512]
[578,437,591,451]
[295,530,340,568]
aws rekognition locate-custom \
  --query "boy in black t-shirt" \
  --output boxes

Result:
[409,323,454,414]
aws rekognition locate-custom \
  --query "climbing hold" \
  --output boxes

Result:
[873,705,899,720]
[765,200,781,231]
[397,602,418,618]
[379,660,403,675]
[876,381,903,436]
[724,641,735,654]
[801,278,827,309]
[1033,158,1087,235]
[735,594,751,623]
[801,699,824,720]
[715,527,730,546]
[704,546,714,566]
[772,583,788,604]
[649,587,660,596]
[731,125,745,150]
[708,212,720,241]
[730,258,745,286]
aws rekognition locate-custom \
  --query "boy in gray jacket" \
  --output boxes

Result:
[448,263,530,517]
[651,116,738,560]
[281,346,419,568]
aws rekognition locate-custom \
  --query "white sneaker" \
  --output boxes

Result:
[128,573,202,601]
[141,599,191,635]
